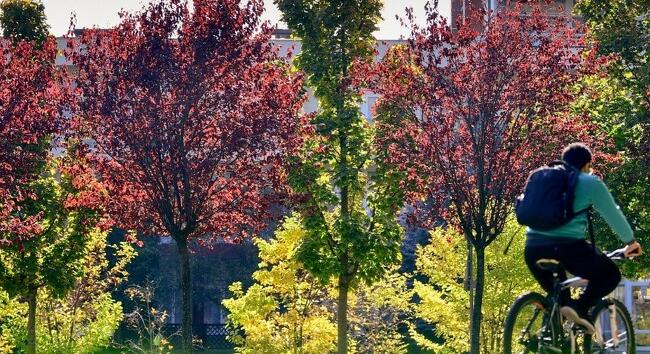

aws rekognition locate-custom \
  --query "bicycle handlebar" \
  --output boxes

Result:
[559,247,635,288]
[606,247,638,260]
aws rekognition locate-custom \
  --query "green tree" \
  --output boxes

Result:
[0,0,49,46]
[0,154,110,354]
[576,0,649,104]
[411,217,540,354]
[274,1,408,352]
[0,227,135,354]
[224,215,411,354]
[575,0,650,272]
[572,72,650,274]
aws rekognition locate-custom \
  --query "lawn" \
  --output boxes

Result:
[95,348,234,354]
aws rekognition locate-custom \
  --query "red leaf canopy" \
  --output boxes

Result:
[0,38,66,241]
[370,4,611,243]
[70,0,305,242]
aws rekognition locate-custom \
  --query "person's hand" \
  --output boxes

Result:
[624,241,643,258]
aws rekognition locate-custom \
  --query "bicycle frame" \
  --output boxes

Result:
[543,277,579,352]
[518,248,630,353]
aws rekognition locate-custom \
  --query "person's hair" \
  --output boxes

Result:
[562,143,592,170]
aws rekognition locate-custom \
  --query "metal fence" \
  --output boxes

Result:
[611,279,650,351]
[114,323,234,351]
[163,324,234,350]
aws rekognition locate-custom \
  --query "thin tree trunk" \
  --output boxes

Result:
[337,274,349,354]
[465,241,473,291]
[68,284,82,349]
[27,287,37,354]
[176,237,193,354]
[466,241,474,345]
[470,246,485,354]
[337,98,350,354]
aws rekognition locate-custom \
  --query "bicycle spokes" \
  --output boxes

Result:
[513,305,545,352]
[591,304,630,353]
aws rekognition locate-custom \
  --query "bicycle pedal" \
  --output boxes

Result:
[573,326,587,334]
[568,322,590,334]
[562,319,586,332]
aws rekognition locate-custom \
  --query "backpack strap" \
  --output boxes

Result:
[573,206,596,249]
[586,207,596,250]
[548,160,567,168]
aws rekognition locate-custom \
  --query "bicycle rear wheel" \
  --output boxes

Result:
[503,292,548,354]
[583,298,635,354]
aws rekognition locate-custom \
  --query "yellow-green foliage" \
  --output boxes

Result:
[224,215,411,354]
[411,217,540,354]
[36,291,123,354]
[348,271,411,354]
[0,230,135,354]
[224,216,337,354]
[0,291,25,354]
[0,291,122,354]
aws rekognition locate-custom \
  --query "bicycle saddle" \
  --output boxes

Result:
[536,258,564,273]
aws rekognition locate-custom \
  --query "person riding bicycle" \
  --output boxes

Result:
[523,143,642,334]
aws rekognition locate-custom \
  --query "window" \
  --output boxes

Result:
[361,94,380,121]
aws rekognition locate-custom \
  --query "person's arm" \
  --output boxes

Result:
[588,176,635,244]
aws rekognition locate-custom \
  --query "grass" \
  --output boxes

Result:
[94,348,234,354]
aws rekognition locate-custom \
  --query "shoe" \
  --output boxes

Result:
[561,302,595,335]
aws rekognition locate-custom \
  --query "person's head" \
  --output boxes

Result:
[562,143,592,172]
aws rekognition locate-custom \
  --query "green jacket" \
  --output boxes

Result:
[527,172,635,244]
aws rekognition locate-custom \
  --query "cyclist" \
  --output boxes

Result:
[524,142,642,334]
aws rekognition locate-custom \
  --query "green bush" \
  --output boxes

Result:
[0,231,135,353]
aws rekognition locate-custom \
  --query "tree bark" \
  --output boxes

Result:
[465,241,473,292]
[27,287,37,354]
[466,241,474,339]
[470,245,485,354]
[176,237,193,354]
[337,274,349,354]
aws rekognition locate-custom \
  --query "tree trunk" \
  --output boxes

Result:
[27,287,37,354]
[337,274,349,354]
[464,241,473,291]
[467,241,474,342]
[470,245,485,354]
[177,237,193,354]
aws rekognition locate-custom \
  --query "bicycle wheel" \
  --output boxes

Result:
[503,292,548,354]
[583,298,635,354]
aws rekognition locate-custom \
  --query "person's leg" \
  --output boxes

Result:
[525,245,554,293]
[525,244,569,304]
[560,241,622,312]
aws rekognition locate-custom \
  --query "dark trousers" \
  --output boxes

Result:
[524,240,621,312]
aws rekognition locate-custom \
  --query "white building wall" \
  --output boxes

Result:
[56,37,405,120]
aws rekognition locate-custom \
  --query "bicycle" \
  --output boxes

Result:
[503,248,636,354]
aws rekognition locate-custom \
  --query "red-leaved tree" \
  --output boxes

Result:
[0,38,66,245]
[69,0,305,351]
[369,4,611,353]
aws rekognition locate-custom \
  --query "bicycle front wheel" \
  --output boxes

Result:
[503,292,548,354]
[584,298,635,354]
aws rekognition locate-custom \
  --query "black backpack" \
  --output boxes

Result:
[515,160,587,230]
